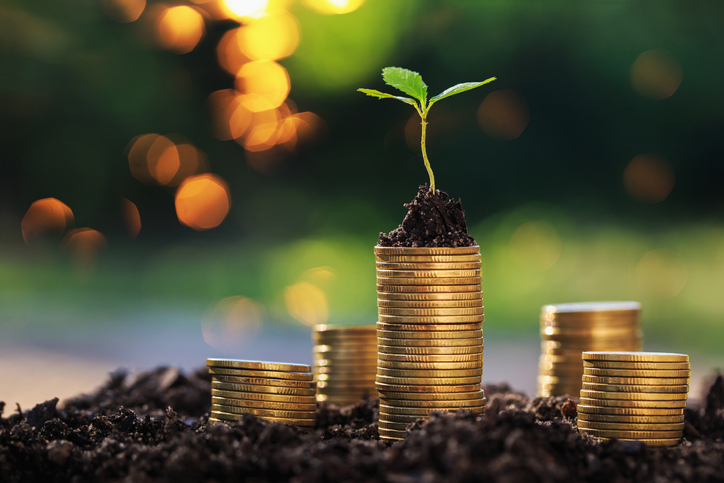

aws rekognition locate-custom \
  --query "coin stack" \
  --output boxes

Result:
[375,245,486,441]
[577,351,690,447]
[538,302,643,397]
[207,358,316,428]
[312,324,378,405]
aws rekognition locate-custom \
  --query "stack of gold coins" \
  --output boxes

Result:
[577,351,690,447]
[207,358,316,428]
[375,245,486,441]
[538,302,643,397]
[312,324,378,405]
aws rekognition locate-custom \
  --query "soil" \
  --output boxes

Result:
[1,368,723,482]
[378,185,477,248]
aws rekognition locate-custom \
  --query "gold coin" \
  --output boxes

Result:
[380,397,485,409]
[211,410,315,427]
[212,375,316,388]
[378,360,483,370]
[579,390,688,401]
[375,254,481,263]
[377,427,408,439]
[378,353,483,362]
[596,438,681,447]
[582,375,689,386]
[376,322,482,331]
[378,315,485,324]
[541,325,640,336]
[377,284,481,293]
[577,404,684,416]
[316,394,373,404]
[377,420,412,431]
[210,388,316,404]
[313,347,377,356]
[314,358,377,366]
[577,413,684,423]
[581,382,688,393]
[583,368,691,378]
[378,307,484,316]
[376,276,482,286]
[206,359,311,373]
[376,375,481,385]
[208,367,315,381]
[377,291,483,301]
[541,331,643,342]
[377,329,483,340]
[317,383,376,391]
[582,361,691,370]
[377,367,482,378]
[577,420,685,431]
[376,262,482,270]
[582,352,688,363]
[379,406,471,416]
[211,404,316,419]
[316,374,376,382]
[578,428,682,439]
[378,337,484,347]
[380,408,484,423]
[211,396,316,412]
[377,268,480,278]
[378,299,483,308]
[541,301,641,314]
[314,365,377,373]
[211,381,316,396]
[378,344,483,355]
[578,397,686,409]
[376,382,481,393]
[374,246,480,256]
[380,390,484,401]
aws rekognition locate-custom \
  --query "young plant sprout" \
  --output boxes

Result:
[359,67,496,193]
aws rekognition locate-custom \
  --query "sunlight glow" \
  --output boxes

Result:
[284,282,328,326]
[175,174,231,231]
[155,6,205,54]
[202,296,263,354]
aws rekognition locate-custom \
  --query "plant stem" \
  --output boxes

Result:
[420,112,435,192]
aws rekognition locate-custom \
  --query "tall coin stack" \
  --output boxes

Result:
[207,358,316,428]
[577,351,690,447]
[312,324,378,405]
[374,246,486,441]
[538,302,643,397]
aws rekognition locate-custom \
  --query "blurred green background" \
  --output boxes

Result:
[1,0,724,362]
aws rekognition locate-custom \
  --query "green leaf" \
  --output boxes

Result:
[357,88,418,106]
[429,77,497,104]
[381,67,427,103]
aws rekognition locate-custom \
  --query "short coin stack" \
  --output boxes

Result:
[312,324,378,405]
[375,245,486,441]
[577,351,690,447]
[207,358,316,428]
[538,302,643,397]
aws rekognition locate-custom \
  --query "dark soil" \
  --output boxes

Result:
[378,185,477,248]
[1,368,723,482]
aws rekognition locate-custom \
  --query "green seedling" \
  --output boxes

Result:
[359,67,496,193]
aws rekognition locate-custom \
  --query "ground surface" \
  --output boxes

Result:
[1,368,723,482]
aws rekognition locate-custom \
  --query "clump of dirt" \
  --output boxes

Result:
[378,185,477,247]
[1,369,723,482]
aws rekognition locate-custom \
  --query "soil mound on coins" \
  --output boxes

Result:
[378,185,476,247]
[1,369,723,482]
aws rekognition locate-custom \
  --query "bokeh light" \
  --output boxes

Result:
[155,6,205,54]
[238,11,300,61]
[99,0,146,23]
[127,133,159,184]
[623,153,675,203]
[284,281,328,326]
[235,60,291,112]
[147,135,180,185]
[175,174,231,231]
[302,0,365,15]
[477,89,530,140]
[201,296,263,354]
[169,144,210,186]
[222,0,267,20]
[21,198,74,244]
[631,49,683,100]
[121,198,142,239]
[508,221,562,272]
[216,28,249,76]
[62,228,108,269]
[635,248,688,298]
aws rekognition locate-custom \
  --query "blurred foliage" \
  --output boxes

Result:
[1,0,724,354]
